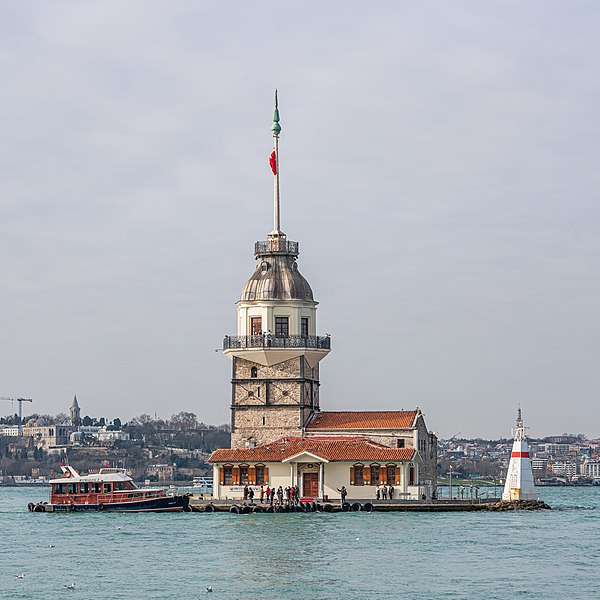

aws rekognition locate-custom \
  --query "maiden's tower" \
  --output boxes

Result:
[210,93,437,501]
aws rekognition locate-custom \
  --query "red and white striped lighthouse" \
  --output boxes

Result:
[502,408,536,501]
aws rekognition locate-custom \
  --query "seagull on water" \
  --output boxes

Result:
[48,544,55,548]
[64,583,76,590]
[206,586,213,593]
[15,574,25,579]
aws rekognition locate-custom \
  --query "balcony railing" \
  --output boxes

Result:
[223,334,331,351]
[254,240,299,256]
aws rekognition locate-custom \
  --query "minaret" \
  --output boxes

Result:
[70,395,81,428]
[502,408,537,501]
[223,92,331,449]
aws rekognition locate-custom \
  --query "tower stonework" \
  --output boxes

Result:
[223,92,330,449]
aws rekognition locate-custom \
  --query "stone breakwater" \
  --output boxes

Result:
[481,499,551,511]
[188,498,551,513]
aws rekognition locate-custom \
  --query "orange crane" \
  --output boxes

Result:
[0,397,33,436]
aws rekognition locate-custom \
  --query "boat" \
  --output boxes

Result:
[28,466,190,513]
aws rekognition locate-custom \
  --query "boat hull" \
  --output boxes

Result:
[30,494,190,513]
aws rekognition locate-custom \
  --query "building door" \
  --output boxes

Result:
[302,472,319,498]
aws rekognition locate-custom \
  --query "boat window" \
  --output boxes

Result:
[91,483,101,493]
[79,483,90,494]
[115,482,129,491]
[103,483,112,493]
[68,483,77,495]
[54,483,66,494]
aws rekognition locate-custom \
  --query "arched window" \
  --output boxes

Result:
[351,464,364,486]
[251,367,258,378]
[370,464,380,486]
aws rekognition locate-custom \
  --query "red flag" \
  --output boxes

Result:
[269,150,277,175]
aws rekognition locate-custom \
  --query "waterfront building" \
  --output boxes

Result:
[209,94,437,501]
[581,460,600,479]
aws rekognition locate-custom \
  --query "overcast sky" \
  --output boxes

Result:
[1,1,599,439]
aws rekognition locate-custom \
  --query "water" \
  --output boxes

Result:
[1,486,599,599]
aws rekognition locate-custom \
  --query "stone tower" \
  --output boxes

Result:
[223,92,331,449]
[70,395,81,428]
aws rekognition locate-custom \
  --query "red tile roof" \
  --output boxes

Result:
[305,410,418,430]
[209,437,415,463]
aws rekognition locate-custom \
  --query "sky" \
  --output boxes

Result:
[1,1,599,439]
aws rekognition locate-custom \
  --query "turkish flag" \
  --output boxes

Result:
[269,150,277,175]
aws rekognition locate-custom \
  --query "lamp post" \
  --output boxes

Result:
[449,465,453,500]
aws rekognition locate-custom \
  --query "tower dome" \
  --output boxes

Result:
[240,241,314,302]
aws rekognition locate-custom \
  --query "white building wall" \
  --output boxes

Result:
[211,461,424,501]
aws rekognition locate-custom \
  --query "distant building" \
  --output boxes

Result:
[550,461,577,477]
[23,424,73,448]
[581,461,600,479]
[0,426,19,437]
[70,395,81,427]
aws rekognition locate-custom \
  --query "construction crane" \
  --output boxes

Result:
[0,397,33,436]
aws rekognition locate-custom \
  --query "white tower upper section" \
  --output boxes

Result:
[222,91,330,367]
[502,408,537,501]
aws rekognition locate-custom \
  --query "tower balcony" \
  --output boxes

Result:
[223,334,330,351]
[223,334,331,367]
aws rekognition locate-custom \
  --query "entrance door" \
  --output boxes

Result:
[303,472,319,498]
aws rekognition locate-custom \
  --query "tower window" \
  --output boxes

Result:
[397,439,405,449]
[301,317,309,337]
[251,317,262,335]
[275,317,289,337]
[251,367,258,378]
[247,391,254,397]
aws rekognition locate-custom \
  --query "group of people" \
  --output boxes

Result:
[243,484,301,506]
[375,484,395,500]
[250,330,273,347]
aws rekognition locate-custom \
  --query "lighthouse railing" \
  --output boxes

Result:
[223,334,331,351]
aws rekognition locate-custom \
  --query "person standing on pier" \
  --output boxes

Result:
[389,485,395,500]
[337,486,347,505]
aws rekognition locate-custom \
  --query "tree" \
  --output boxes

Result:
[82,415,93,427]
[169,412,199,431]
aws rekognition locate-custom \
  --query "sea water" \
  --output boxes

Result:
[0,486,598,600]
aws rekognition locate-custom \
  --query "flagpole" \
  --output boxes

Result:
[273,132,280,233]
[271,90,282,238]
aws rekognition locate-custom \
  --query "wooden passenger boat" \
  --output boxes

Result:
[28,466,190,513]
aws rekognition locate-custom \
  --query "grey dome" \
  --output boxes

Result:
[241,254,314,302]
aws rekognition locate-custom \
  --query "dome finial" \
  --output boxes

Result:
[271,89,281,135]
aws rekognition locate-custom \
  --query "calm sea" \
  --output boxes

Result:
[0,486,598,600]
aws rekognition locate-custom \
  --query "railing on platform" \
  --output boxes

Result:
[254,239,299,255]
[223,334,331,351]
